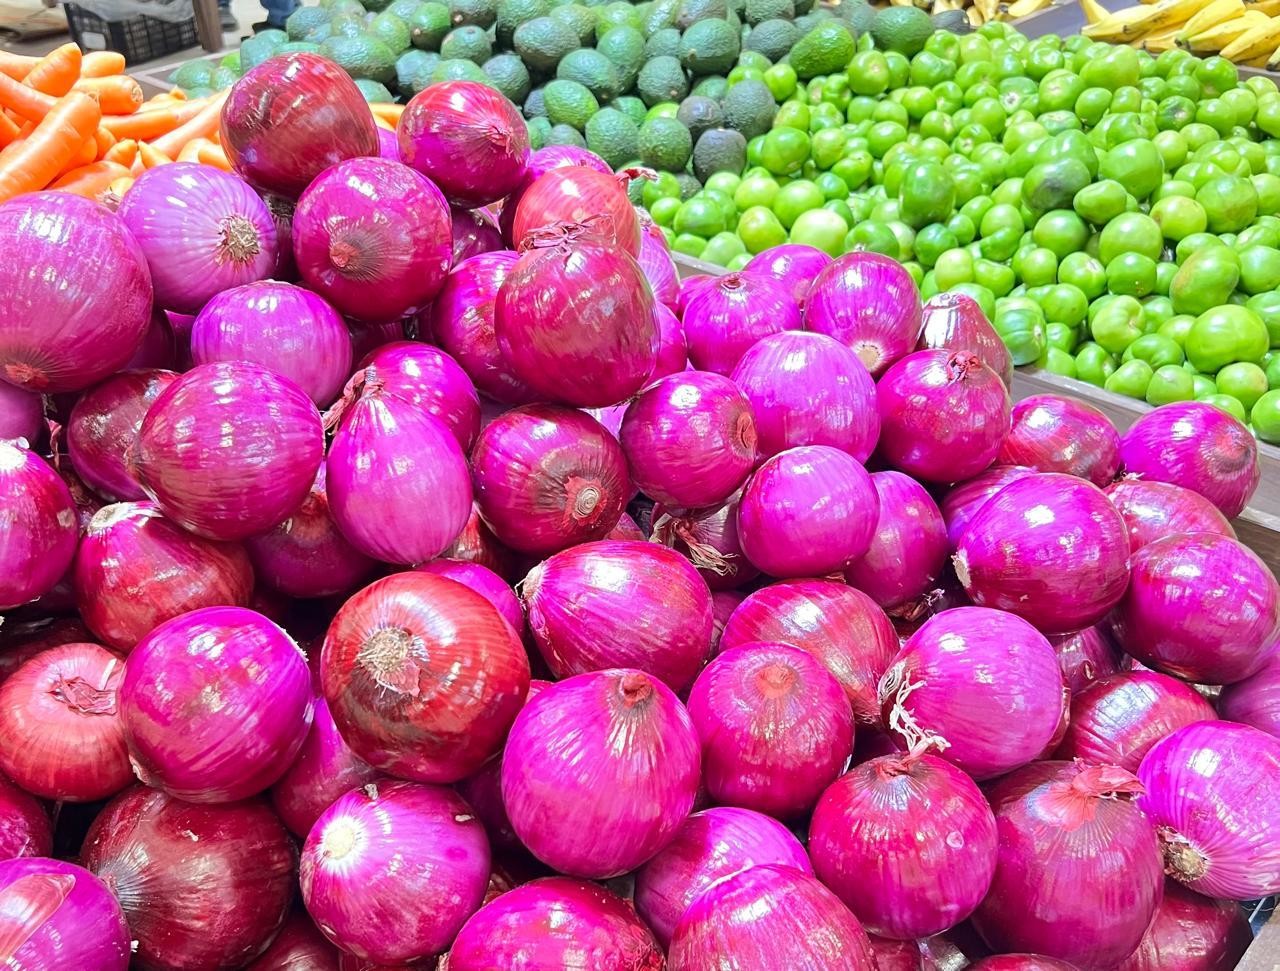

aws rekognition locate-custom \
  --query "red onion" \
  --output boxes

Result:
[1104,477,1236,553]
[878,606,1065,779]
[1114,880,1252,971]
[1049,624,1123,693]
[447,877,664,970]
[954,473,1130,635]
[651,303,688,379]
[710,590,745,653]
[83,785,295,970]
[620,371,756,508]
[321,572,529,783]
[1111,532,1276,684]
[260,194,296,278]
[119,163,277,313]
[608,510,645,540]
[940,465,1037,548]
[687,642,854,818]
[810,750,998,939]
[441,503,520,581]
[804,251,923,376]
[132,361,323,541]
[376,125,400,161]
[737,445,879,578]
[676,273,715,316]
[973,761,1163,968]
[868,937,957,971]
[496,226,657,408]
[1118,401,1260,518]
[450,205,503,262]
[0,773,51,860]
[652,494,759,591]
[0,382,39,444]
[67,369,177,503]
[845,472,948,610]
[0,192,152,393]
[221,52,379,198]
[0,443,77,611]
[668,864,876,970]
[511,167,640,254]
[357,343,479,454]
[121,606,312,802]
[997,395,1120,487]
[301,781,489,963]
[917,291,1014,386]
[416,559,522,634]
[125,308,177,370]
[969,959,1083,971]
[247,911,341,970]
[876,350,1012,484]
[744,242,833,308]
[502,669,699,877]
[720,579,898,723]
[470,404,630,556]
[0,857,130,969]
[0,617,90,683]
[638,219,679,309]
[498,145,612,245]
[349,319,404,359]
[682,271,801,375]
[398,81,529,208]
[293,158,452,324]
[1219,640,1280,737]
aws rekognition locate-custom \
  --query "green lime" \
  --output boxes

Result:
[674,196,726,237]
[703,231,747,266]
[791,208,850,256]
[737,206,787,254]
[772,180,824,229]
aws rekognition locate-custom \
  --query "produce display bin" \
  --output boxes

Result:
[62,2,198,65]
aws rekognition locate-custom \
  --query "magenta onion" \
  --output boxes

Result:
[448,877,664,970]
[651,303,688,380]
[293,157,452,323]
[878,606,1065,780]
[804,251,923,376]
[0,773,51,860]
[954,473,1130,635]
[360,341,480,452]
[398,81,529,208]
[471,404,630,556]
[916,291,1013,387]
[0,443,77,611]
[620,371,756,508]
[845,471,948,610]
[972,761,1163,968]
[876,350,1011,484]
[121,606,312,802]
[1114,880,1251,971]
[497,145,611,245]
[124,308,177,370]
[737,445,878,578]
[416,559,522,634]
[523,540,712,692]
[687,642,854,818]
[0,857,129,969]
[119,163,277,314]
[349,319,404,360]
[634,807,811,948]
[710,591,743,652]
[511,166,640,254]
[730,330,879,463]
[652,494,759,591]
[668,864,876,971]
[968,958,1084,971]
[247,911,341,970]
[442,503,520,581]
[190,281,352,407]
[638,219,679,309]
[997,394,1121,487]
[301,780,489,964]
[0,192,152,393]
[0,642,128,802]
[83,785,295,970]
[940,465,1037,548]
[1110,532,1277,684]
[496,226,656,408]
[744,243,833,308]
[1049,625,1123,694]
[450,205,503,262]
[1218,641,1280,738]
[132,361,323,541]
[67,369,178,503]
[502,669,699,878]
[682,271,801,376]
[1118,401,1260,518]
[375,125,399,161]
[0,382,39,444]
[1104,478,1235,553]
[676,273,715,316]
[810,749,997,940]
[321,572,529,783]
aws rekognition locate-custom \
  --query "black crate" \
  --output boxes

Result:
[63,3,197,65]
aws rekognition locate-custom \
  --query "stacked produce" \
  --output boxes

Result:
[0,48,1278,969]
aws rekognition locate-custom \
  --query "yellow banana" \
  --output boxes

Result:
[1178,0,1245,37]
[1083,4,1159,39]
[967,3,985,23]
[1140,23,1184,46]
[1248,0,1280,11]
[1079,0,1112,22]
[1002,0,1052,18]
[976,0,1000,20]
[1183,9,1270,49]
[1085,0,1202,39]
[1220,16,1280,59]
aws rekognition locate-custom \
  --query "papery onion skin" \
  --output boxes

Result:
[954,473,1131,636]
[1110,532,1277,684]
[682,271,801,376]
[510,166,639,254]
[1103,478,1235,554]
[0,773,51,860]
[968,958,1083,971]
[300,781,490,964]
[321,572,529,784]
[0,192,152,393]
[916,291,1014,387]
[634,807,812,948]
[125,309,177,371]
[638,219,679,310]
[710,590,745,654]
[450,206,503,263]
[668,863,876,971]
[1048,625,1123,694]
[246,911,341,971]
[939,465,1037,550]
[447,877,664,971]
[441,503,521,582]
[0,381,40,444]
[67,369,178,503]
[1138,719,1280,900]
[0,442,78,611]
[651,303,688,380]
[83,785,296,971]
[652,495,759,592]
[997,395,1121,487]
[1116,882,1251,971]
[0,857,131,970]
[804,251,923,377]
[731,330,879,463]
[501,669,700,878]
[359,342,481,453]
[972,761,1164,969]
[809,751,998,940]
[845,472,949,611]
[744,243,833,308]
[498,145,612,245]
[608,511,646,541]
[416,560,523,635]
[1218,641,1280,738]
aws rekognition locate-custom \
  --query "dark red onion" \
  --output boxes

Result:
[939,465,1037,549]
[510,166,639,254]
[710,590,745,653]
[359,342,480,453]
[675,273,715,317]
[375,125,400,161]
[246,911,341,970]
[607,511,645,541]
[804,251,923,376]
[651,302,688,380]
[441,502,521,581]
[916,291,1014,386]
[744,243,833,308]
[0,382,40,444]
[416,559,522,634]
[497,145,611,245]
[1218,640,1280,738]
[845,471,948,610]
[997,394,1121,486]
[1048,624,1123,694]
[260,194,296,278]
[349,319,405,359]
[1113,880,1252,971]
[682,271,800,376]
[67,368,178,502]
[450,205,504,262]
[0,617,91,683]
[638,219,679,309]
[652,494,759,591]
[0,857,130,969]
[0,773,51,860]
[1104,477,1236,553]
[968,958,1083,971]
[124,308,177,370]
[0,442,77,611]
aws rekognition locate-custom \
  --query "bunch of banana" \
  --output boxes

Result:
[1083,0,1280,64]
[1082,0,1209,44]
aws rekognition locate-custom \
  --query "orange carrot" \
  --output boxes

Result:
[23,44,82,98]
[371,103,403,125]
[80,51,126,78]
[105,173,133,202]
[176,138,204,162]
[0,52,39,81]
[196,141,230,171]
[0,71,58,123]
[59,133,97,174]
[73,76,143,116]
[0,92,100,202]
[374,115,394,131]
[0,112,20,149]
[137,142,171,169]
[101,97,208,140]
[103,138,137,167]
[50,159,129,197]
[149,90,227,159]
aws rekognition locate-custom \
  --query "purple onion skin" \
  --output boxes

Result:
[973,761,1164,970]
[447,877,664,971]
[652,495,759,592]
[0,774,52,860]
[916,291,1013,387]
[125,309,177,370]
[744,243,833,308]
[1218,640,1280,738]
[1118,401,1260,519]
[359,341,481,453]
[737,445,879,578]
[1048,625,1123,694]
[730,330,879,463]
[940,465,1038,550]
[501,669,700,879]
[638,221,679,310]
[1138,720,1280,900]
[450,205,504,263]
[710,590,745,653]
[1113,879,1252,971]
[651,303,688,380]
[416,559,523,635]
[375,126,399,161]
[0,443,78,611]
[0,857,130,970]
[0,382,40,444]
[954,473,1131,636]
[301,781,491,964]
[67,369,178,503]
[1104,478,1236,554]
[809,751,998,940]
[634,807,812,948]
[668,864,877,971]
[190,281,352,407]
[497,146,611,245]
[845,472,948,610]
[1110,532,1277,684]
[968,958,1084,971]
[878,607,1066,781]
[997,395,1120,487]
[682,272,802,376]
